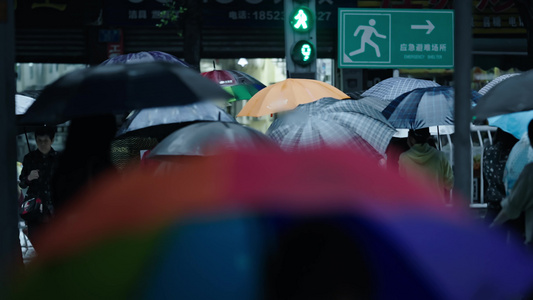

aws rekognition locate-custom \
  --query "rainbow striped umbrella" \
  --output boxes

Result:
[8,148,533,300]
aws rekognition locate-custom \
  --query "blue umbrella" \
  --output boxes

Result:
[116,102,236,140]
[487,110,533,140]
[382,86,482,129]
[362,77,440,101]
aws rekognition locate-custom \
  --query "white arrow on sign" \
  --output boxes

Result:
[410,20,435,34]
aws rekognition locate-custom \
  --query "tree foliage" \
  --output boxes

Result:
[156,0,187,36]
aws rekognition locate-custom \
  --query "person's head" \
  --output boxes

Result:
[65,114,117,155]
[529,120,533,148]
[34,126,56,155]
[407,128,431,147]
[493,128,518,150]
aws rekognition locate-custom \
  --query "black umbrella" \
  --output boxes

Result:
[472,70,533,123]
[20,62,232,125]
[148,122,277,158]
[115,102,236,140]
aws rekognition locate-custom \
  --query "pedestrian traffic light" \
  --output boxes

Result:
[289,6,315,33]
[291,40,315,66]
[285,0,316,79]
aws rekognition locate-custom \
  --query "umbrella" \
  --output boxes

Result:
[266,97,396,158]
[201,70,266,103]
[147,122,276,157]
[478,73,520,95]
[100,51,192,68]
[361,77,440,101]
[356,96,393,112]
[504,133,533,195]
[237,78,349,117]
[16,94,35,116]
[19,62,232,125]
[382,86,482,129]
[16,94,37,151]
[487,110,533,140]
[115,102,236,140]
[472,70,533,121]
[8,148,533,299]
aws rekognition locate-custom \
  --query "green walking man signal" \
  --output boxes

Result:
[290,6,314,33]
[293,9,308,30]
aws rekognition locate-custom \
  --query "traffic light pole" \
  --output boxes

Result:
[284,0,316,79]
[0,0,23,291]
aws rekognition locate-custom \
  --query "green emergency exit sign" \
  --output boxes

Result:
[338,8,454,69]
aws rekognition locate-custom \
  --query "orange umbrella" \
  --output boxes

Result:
[237,78,349,117]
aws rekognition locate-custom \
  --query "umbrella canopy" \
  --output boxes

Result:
[361,77,440,101]
[472,70,533,121]
[9,148,533,299]
[266,97,396,158]
[237,78,349,117]
[100,51,191,68]
[20,62,232,125]
[487,110,533,140]
[201,70,266,103]
[382,86,482,129]
[147,122,276,157]
[478,73,520,95]
[15,94,35,115]
[356,96,392,112]
[115,102,236,140]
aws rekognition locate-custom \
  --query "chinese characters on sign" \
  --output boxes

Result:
[339,8,454,69]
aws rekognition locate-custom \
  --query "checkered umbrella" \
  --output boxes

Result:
[382,86,481,130]
[478,73,519,95]
[266,97,396,158]
[361,77,440,101]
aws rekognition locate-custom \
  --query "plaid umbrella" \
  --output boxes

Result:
[478,73,520,95]
[382,86,482,129]
[472,70,533,121]
[356,96,392,112]
[267,97,396,157]
[362,77,440,101]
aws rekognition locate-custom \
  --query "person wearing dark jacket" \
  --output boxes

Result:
[51,115,118,213]
[18,126,58,247]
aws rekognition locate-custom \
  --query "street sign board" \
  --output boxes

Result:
[338,8,454,69]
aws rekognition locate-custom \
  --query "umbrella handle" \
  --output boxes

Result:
[24,127,31,152]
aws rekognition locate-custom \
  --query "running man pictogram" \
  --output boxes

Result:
[349,19,387,58]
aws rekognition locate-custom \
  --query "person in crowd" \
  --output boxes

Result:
[51,115,118,214]
[483,129,518,223]
[18,126,59,247]
[398,127,454,200]
[384,137,410,172]
[492,120,533,248]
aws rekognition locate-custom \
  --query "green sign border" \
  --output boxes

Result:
[338,8,454,69]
